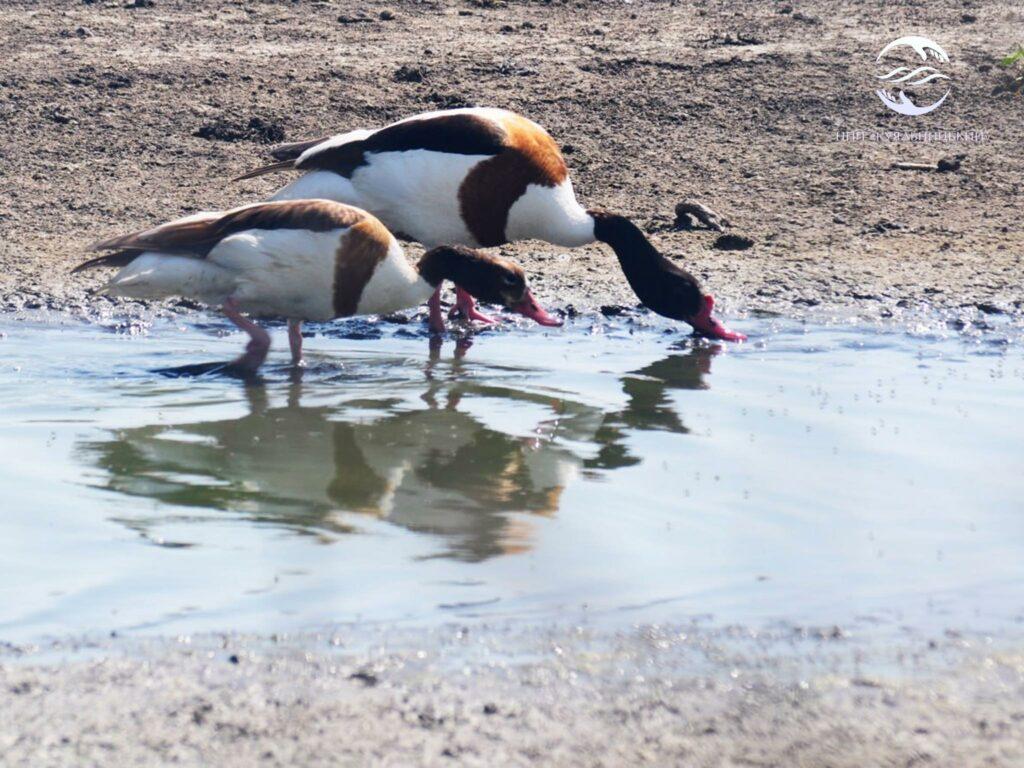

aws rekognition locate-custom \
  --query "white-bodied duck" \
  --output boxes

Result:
[236,107,745,341]
[73,199,560,372]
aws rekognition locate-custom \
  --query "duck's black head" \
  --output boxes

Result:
[589,210,745,341]
[418,246,562,326]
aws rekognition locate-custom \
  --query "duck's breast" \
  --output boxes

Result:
[505,177,594,247]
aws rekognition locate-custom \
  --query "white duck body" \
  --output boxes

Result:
[238,108,748,342]
[77,201,435,322]
[256,107,596,249]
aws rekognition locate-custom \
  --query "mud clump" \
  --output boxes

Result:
[713,234,755,251]
[194,117,286,144]
[394,65,427,83]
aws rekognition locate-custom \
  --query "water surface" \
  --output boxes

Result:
[0,316,1021,642]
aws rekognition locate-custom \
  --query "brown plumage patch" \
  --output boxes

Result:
[500,113,569,187]
[332,216,392,317]
[457,115,569,247]
[79,201,368,269]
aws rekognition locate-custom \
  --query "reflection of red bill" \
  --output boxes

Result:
[688,295,747,342]
[511,289,563,327]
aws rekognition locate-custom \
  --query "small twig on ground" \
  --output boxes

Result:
[675,200,729,231]
[891,155,963,173]
[892,161,939,172]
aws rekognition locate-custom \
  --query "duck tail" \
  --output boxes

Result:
[70,249,140,275]
[231,159,295,182]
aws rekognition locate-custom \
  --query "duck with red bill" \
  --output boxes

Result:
[510,290,563,327]
[588,211,745,342]
[688,295,747,342]
[72,201,563,374]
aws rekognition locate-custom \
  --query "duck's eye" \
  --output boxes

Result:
[502,274,521,287]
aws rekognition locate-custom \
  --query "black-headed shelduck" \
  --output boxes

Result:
[236,107,745,342]
[73,199,559,372]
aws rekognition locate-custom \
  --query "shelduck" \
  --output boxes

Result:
[72,199,560,372]
[235,107,745,341]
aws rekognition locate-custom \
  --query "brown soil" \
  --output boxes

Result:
[1,0,1022,325]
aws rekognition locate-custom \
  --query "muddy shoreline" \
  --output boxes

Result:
[1,0,1022,327]
[3,622,1023,767]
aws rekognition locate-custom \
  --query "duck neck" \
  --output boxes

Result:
[587,209,672,291]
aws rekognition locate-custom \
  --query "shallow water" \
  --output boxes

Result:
[0,315,1021,643]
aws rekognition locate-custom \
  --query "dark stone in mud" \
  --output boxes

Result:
[349,670,378,687]
[394,65,426,83]
[426,92,472,109]
[48,108,74,124]
[715,32,763,47]
[869,219,903,234]
[483,703,498,715]
[976,302,1006,315]
[792,11,821,24]
[337,14,373,24]
[961,13,977,23]
[712,234,754,251]
[106,74,133,90]
[195,117,286,144]
[600,304,632,317]
[228,654,240,665]
[126,0,155,8]
[937,155,964,173]
[379,10,396,21]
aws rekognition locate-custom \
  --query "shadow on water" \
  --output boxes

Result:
[78,343,718,562]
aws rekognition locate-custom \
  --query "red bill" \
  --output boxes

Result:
[510,290,563,327]
[688,295,746,342]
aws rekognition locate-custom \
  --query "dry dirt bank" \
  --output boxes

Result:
[0,0,1021,326]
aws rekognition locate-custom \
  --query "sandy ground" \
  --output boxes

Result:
[3,1,1024,764]
[0,0,1022,326]
[3,623,1024,767]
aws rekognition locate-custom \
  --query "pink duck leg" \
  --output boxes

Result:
[449,286,498,325]
[288,320,304,367]
[428,286,446,334]
[222,297,271,372]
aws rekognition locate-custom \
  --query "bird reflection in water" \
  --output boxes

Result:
[82,339,718,561]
